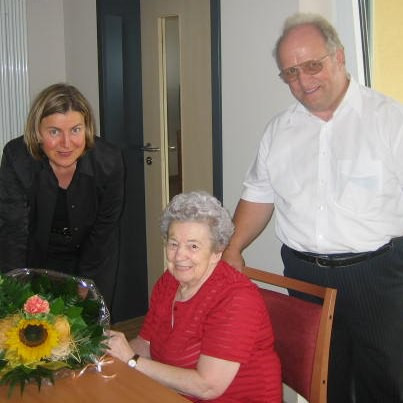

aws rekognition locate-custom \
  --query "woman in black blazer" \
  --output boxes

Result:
[0,83,125,308]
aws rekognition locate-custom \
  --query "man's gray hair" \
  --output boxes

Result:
[160,191,234,251]
[273,13,344,67]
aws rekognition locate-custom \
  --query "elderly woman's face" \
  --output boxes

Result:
[38,110,86,170]
[166,221,222,288]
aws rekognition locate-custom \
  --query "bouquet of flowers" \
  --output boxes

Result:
[0,268,109,396]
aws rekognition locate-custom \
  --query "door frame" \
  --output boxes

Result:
[210,0,223,202]
[96,0,222,321]
[98,0,222,200]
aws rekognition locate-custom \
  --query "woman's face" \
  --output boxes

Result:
[38,110,86,170]
[166,221,222,289]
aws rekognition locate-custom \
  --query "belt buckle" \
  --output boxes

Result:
[315,255,330,267]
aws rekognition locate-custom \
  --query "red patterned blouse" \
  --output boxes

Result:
[140,260,282,402]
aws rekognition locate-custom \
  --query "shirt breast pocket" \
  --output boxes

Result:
[333,159,382,214]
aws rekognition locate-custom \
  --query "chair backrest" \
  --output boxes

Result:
[244,266,337,403]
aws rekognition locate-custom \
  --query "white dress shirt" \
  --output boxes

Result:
[242,78,403,253]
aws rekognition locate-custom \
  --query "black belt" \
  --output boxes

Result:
[291,242,392,267]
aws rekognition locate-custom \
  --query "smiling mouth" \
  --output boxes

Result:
[174,265,192,271]
[304,85,320,95]
[57,151,73,157]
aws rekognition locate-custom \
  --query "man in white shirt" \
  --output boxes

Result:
[223,13,403,403]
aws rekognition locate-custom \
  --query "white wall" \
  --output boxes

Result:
[299,0,331,17]
[221,0,298,273]
[25,0,99,129]
[331,0,365,83]
[26,0,66,99]
[221,0,362,275]
[63,0,100,128]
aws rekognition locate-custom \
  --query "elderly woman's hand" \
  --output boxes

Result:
[106,330,135,363]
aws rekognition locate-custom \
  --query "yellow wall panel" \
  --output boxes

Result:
[372,0,403,102]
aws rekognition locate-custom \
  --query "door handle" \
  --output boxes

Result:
[140,142,160,152]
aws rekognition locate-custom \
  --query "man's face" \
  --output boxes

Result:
[278,24,349,120]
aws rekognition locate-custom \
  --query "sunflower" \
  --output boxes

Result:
[0,314,20,350]
[5,318,59,364]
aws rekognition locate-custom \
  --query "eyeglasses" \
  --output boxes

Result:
[279,54,331,83]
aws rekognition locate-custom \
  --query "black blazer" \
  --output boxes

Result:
[0,136,124,306]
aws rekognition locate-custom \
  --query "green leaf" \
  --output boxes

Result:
[50,297,65,314]
[70,316,87,333]
[0,365,54,397]
[0,276,32,318]
[65,306,83,318]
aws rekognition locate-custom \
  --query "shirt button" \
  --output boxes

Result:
[74,227,79,231]
[71,204,76,209]
[75,244,80,249]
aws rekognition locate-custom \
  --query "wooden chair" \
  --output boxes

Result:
[244,266,337,403]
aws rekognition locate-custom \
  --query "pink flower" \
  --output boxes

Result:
[24,295,50,314]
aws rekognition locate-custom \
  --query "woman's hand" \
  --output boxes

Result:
[106,330,135,363]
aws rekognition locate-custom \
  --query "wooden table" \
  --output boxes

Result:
[0,359,190,402]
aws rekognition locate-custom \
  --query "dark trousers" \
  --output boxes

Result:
[281,240,403,403]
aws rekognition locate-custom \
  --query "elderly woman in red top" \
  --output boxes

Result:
[107,191,281,402]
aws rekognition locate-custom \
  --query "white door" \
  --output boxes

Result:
[140,0,213,295]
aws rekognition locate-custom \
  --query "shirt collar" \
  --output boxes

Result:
[337,76,362,117]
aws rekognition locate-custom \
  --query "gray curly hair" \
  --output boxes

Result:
[273,13,344,67]
[160,191,234,252]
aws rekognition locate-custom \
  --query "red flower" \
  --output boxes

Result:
[24,295,50,314]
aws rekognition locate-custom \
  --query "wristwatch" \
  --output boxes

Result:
[127,353,140,369]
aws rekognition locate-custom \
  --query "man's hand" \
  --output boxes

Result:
[221,246,245,271]
[222,200,274,272]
